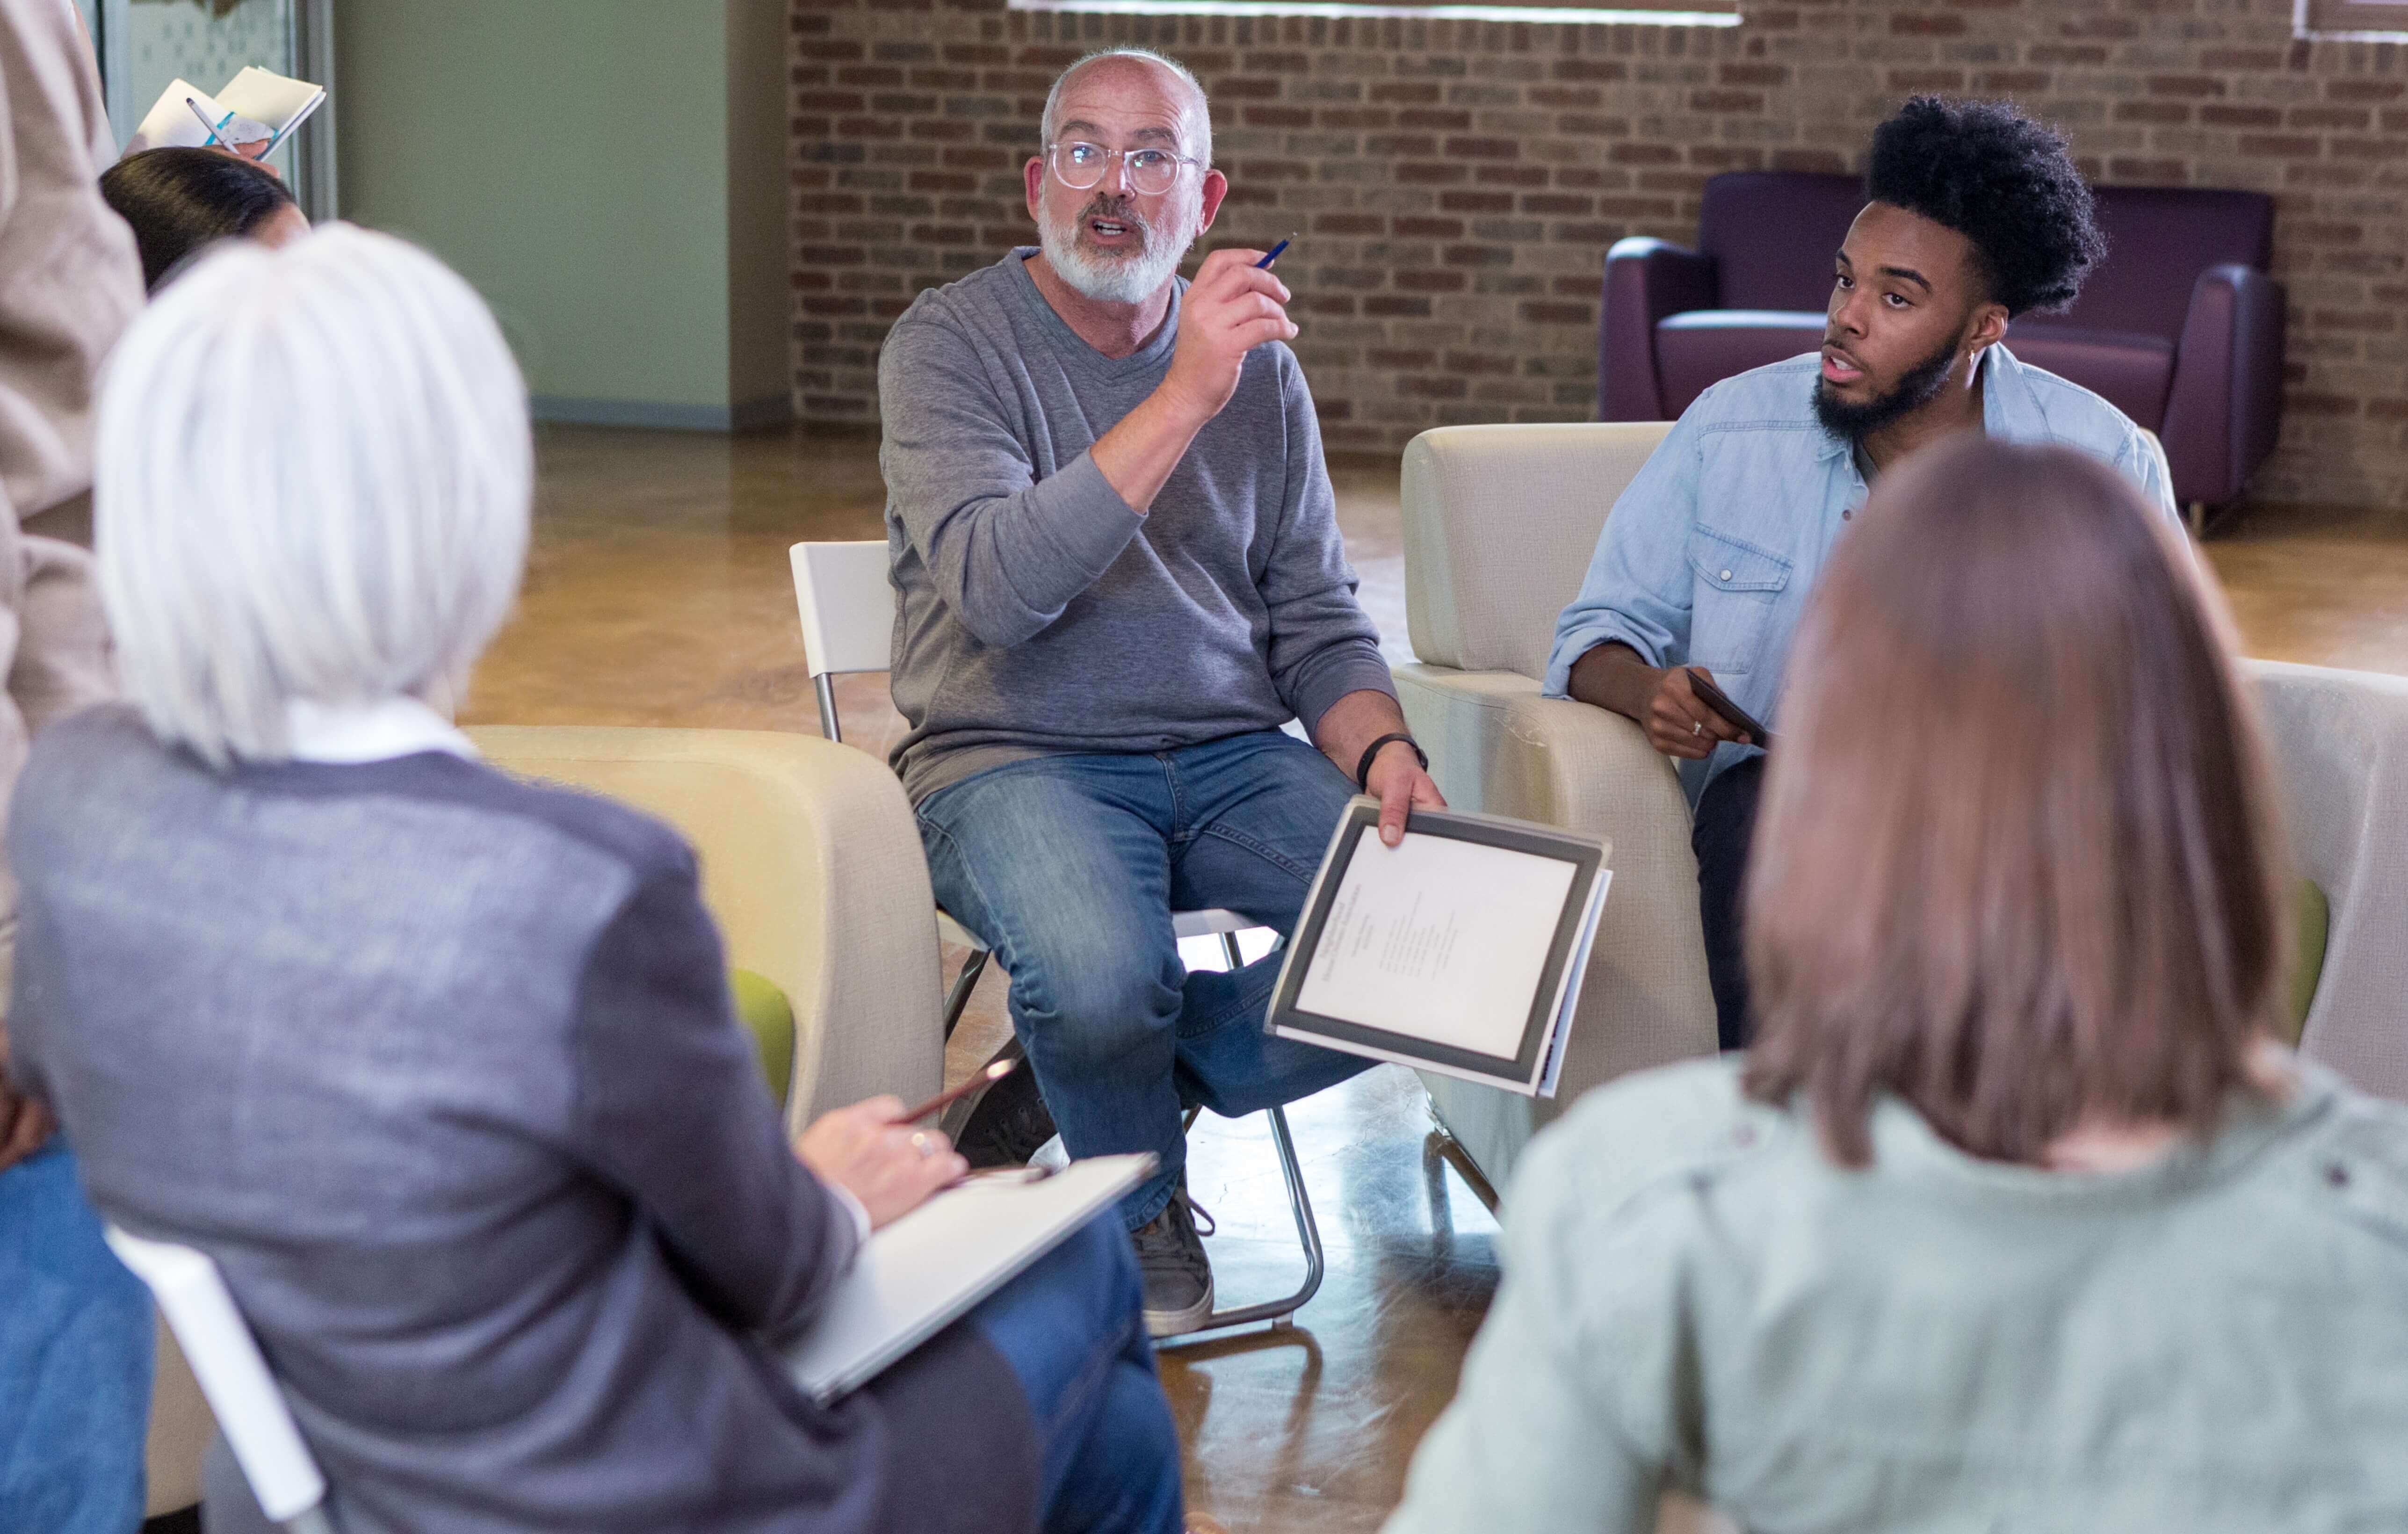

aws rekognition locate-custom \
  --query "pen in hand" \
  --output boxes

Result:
[186,97,224,146]
[1256,232,1298,269]
[895,1056,1019,1126]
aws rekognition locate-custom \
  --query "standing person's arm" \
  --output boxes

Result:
[567,853,960,1336]
[0,952,55,1168]
[0,0,143,1172]
[1550,412,1746,760]
[1253,347,1445,845]
[880,250,1296,649]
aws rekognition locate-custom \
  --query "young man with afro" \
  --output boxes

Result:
[1548,96,2180,1052]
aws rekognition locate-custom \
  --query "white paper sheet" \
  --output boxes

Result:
[783,1154,1151,1404]
[125,80,268,156]
[123,68,323,157]
[1294,825,1577,1060]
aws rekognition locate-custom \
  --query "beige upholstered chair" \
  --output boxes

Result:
[1394,420,1716,1196]
[2247,661,2408,1102]
[143,724,946,1517]
[466,725,945,1129]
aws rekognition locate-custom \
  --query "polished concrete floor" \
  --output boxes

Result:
[463,424,2408,1533]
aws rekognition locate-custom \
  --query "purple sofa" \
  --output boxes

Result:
[1599,171,2285,514]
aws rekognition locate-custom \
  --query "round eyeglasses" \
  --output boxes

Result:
[1046,141,1200,196]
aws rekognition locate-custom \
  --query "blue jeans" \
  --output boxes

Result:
[970,1214,1181,1534]
[917,731,1374,1228]
[1692,752,1765,1051]
[0,1143,153,1534]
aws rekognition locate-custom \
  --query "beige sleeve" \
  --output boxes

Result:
[0,0,135,1014]
[0,0,144,525]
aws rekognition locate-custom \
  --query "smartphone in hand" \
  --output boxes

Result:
[1686,669,1774,747]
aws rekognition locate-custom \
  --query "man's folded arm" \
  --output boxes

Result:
[879,315,1146,648]
[1545,415,1707,700]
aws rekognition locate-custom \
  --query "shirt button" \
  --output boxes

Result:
[1719,569,1732,581]
[1843,509,1853,521]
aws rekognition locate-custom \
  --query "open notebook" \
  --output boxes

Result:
[1266,797,1611,1098]
[783,1153,1152,1404]
[125,67,326,159]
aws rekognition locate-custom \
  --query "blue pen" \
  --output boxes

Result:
[1256,234,1297,269]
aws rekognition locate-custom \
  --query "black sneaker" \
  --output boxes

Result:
[1131,1187,1216,1338]
[941,1039,1056,1168]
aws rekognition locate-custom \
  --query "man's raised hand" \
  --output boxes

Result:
[1162,248,1297,424]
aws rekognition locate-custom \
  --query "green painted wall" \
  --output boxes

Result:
[335,0,788,427]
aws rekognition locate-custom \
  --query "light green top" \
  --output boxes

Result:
[1388,1055,2408,1534]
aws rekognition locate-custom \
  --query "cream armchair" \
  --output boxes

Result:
[2248,661,2408,1101]
[145,725,945,1518]
[466,725,945,1127]
[1396,421,1716,1195]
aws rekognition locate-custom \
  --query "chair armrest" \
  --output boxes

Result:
[1599,237,1719,422]
[2160,262,2285,508]
[1397,666,1717,1105]
[465,726,945,1132]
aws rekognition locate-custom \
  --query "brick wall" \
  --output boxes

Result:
[791,0,2408,512]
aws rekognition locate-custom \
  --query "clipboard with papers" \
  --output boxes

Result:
[782,1153,1152,1405]
[1264,797,1611,1098]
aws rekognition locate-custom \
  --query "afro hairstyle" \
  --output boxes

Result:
[1864,96,2106,317]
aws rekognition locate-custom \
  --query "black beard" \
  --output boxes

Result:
[1812,340,1960,445]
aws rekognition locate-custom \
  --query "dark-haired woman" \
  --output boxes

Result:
[99,146,307,290]
[1389,436,2408,1532]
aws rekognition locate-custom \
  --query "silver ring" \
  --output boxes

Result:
[1692,720,1702,736]
[910,1131,936,1160]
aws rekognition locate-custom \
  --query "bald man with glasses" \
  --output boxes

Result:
[876,46,1443,1337]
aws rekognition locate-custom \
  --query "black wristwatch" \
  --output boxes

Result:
[1354,732,1428,793]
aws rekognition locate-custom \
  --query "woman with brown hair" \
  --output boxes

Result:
[1386,435,2408,1533]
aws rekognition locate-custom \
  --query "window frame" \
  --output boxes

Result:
[2295,0,2408,41]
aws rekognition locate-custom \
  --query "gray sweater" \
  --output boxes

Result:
[878,248,1395,803]
[10,708,1034,1534]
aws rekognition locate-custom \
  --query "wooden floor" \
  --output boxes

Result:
[463,423,2408,1533]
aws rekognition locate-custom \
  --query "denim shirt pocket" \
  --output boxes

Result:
[1684,525,1793,675]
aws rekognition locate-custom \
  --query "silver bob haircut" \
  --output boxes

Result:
[1040,48,1213,168]
[94,224,532,767]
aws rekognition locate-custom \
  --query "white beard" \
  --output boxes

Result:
[1038,190,1201,306]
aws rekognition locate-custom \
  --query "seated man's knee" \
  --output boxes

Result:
[1011,941,1182,1069]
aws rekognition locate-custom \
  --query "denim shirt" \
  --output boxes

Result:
[1545,345,2179,803]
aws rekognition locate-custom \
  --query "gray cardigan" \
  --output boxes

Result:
[10,707,1030,1534]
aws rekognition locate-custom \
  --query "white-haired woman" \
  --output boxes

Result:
[7,225,1184,1534]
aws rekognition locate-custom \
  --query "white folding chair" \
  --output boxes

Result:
[790,539,1323,1331]
[103,1228,338,1534]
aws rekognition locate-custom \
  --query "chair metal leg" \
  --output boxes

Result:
[812,674,842,743]
[939,948,989,1042]
[1160,927,1323,1336]
[1181,1105,1325,1336]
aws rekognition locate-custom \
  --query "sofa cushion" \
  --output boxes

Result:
[1697,171,1865,311]
[1999,322,2176,428]
[730,968,797,1109]
[1655,311,1822,417]
[1655,311,2177,431]
[2285,879,2330,1050]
